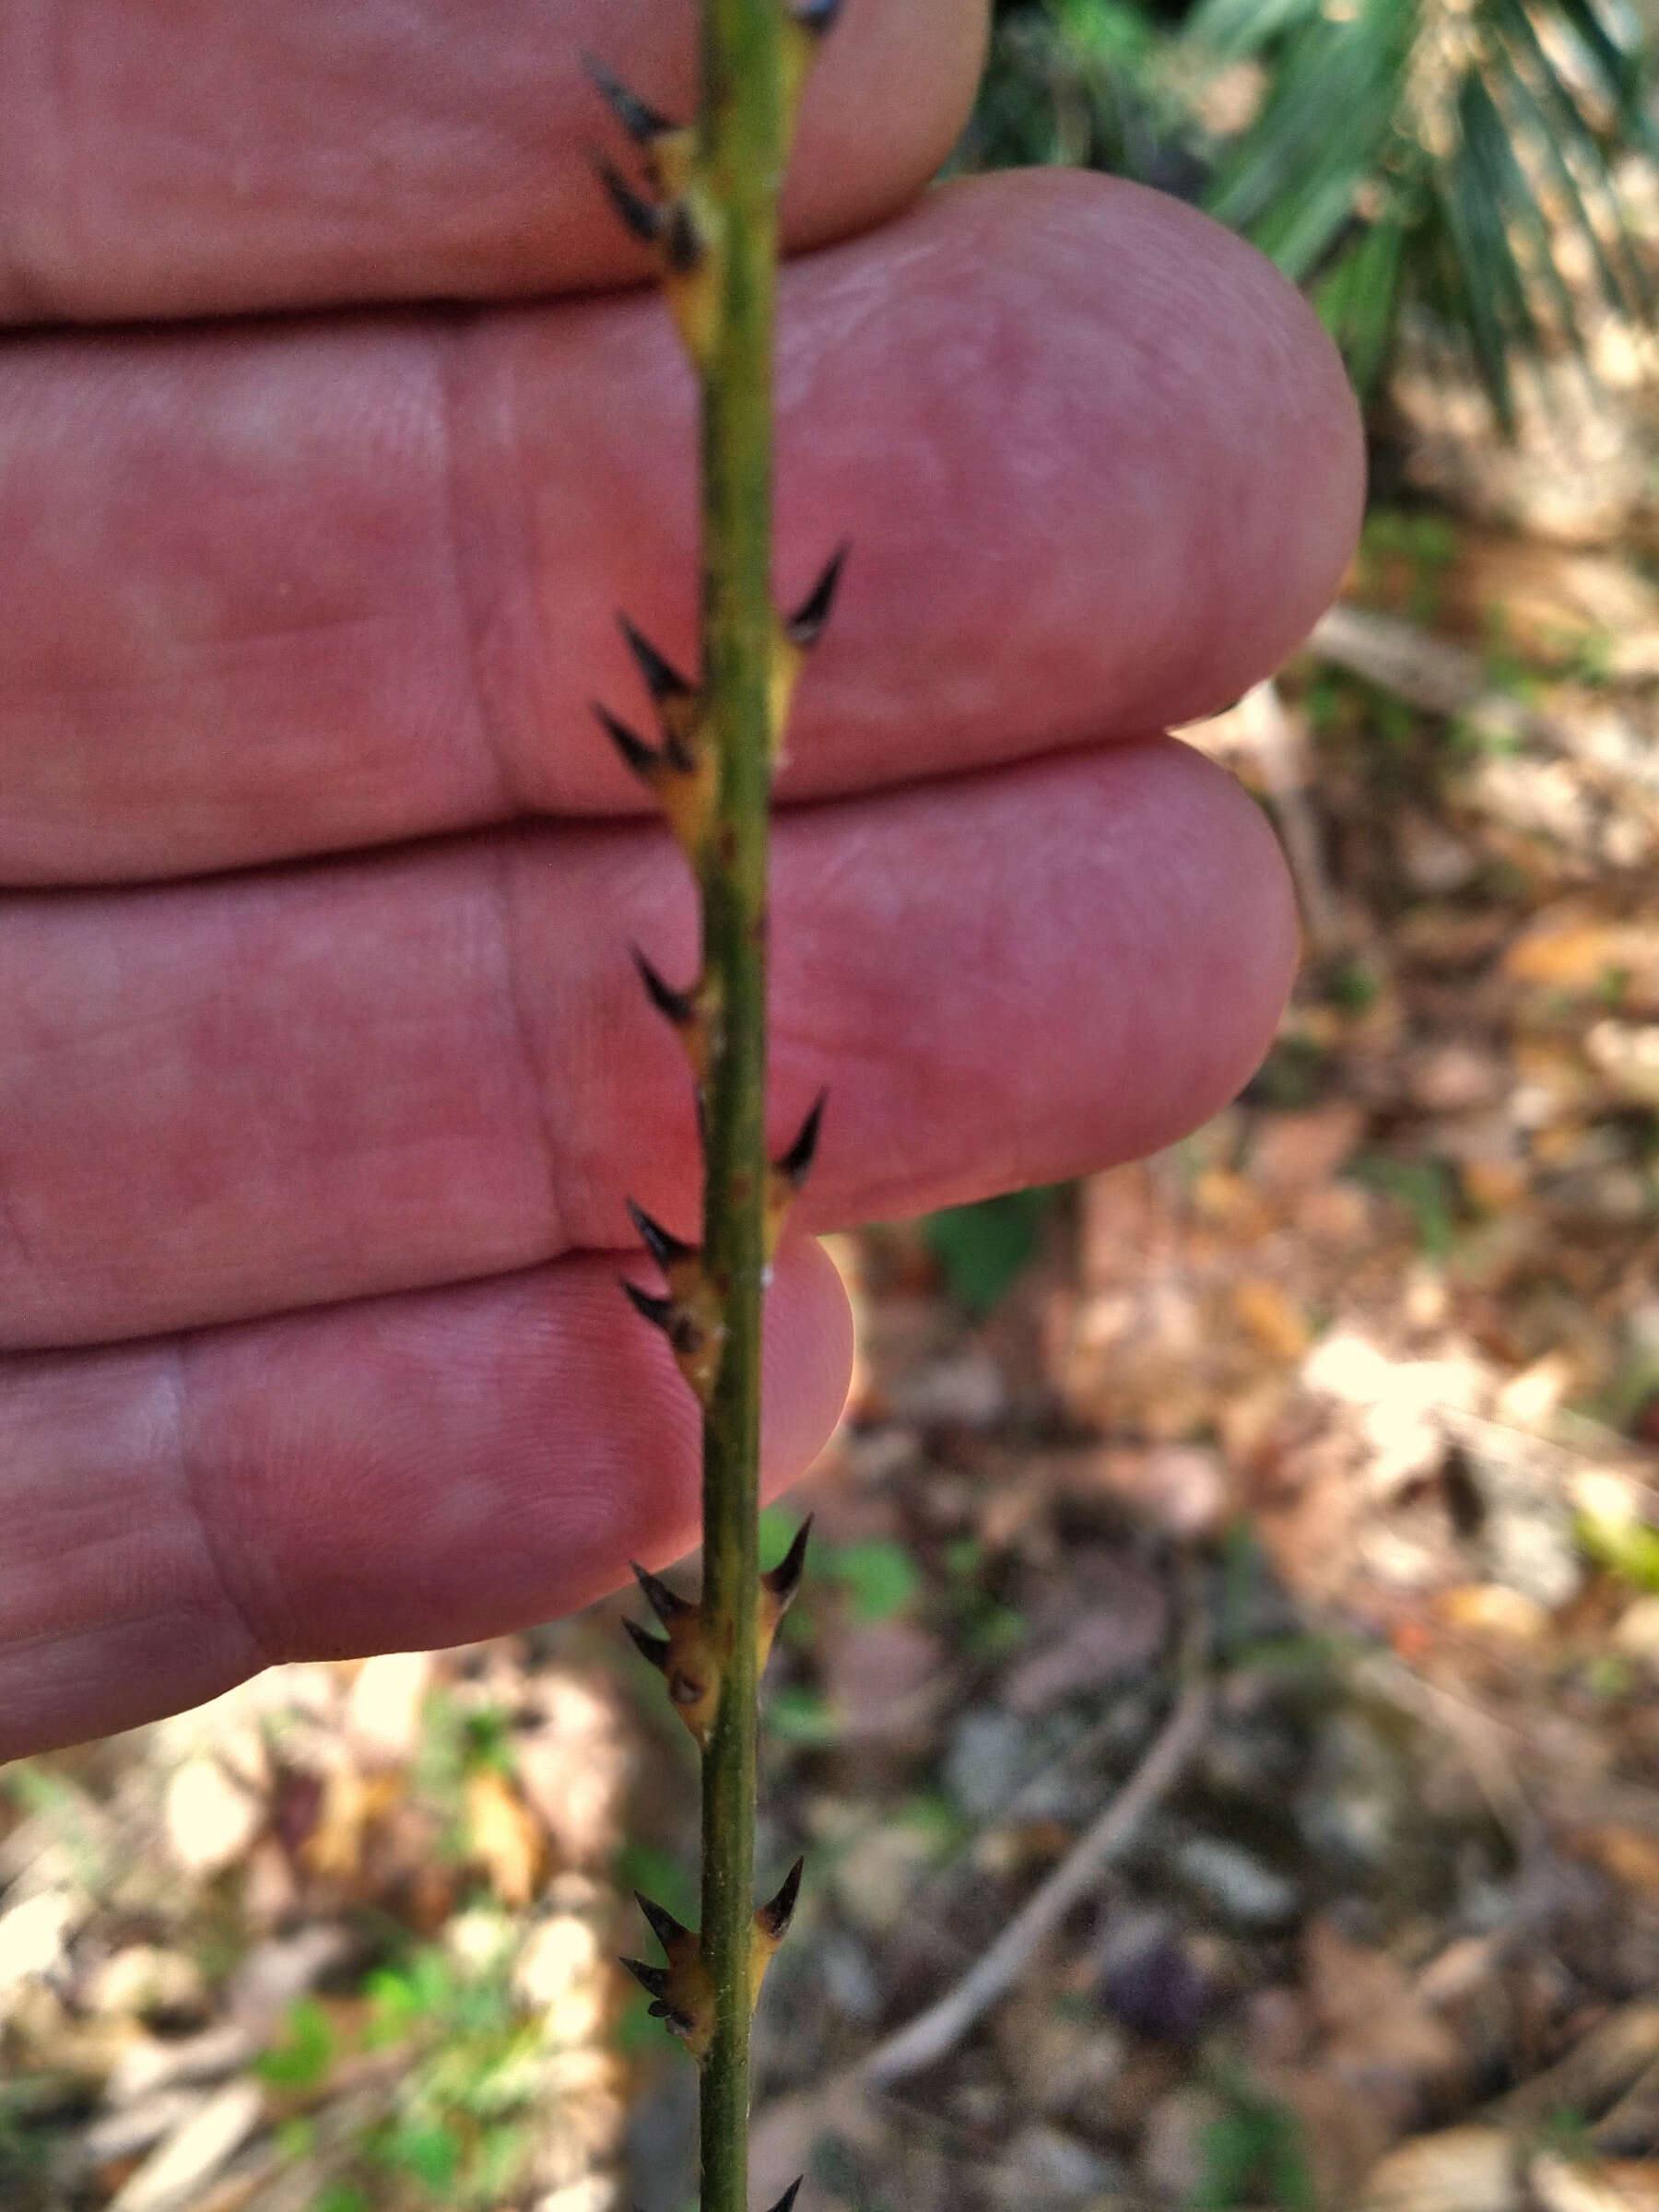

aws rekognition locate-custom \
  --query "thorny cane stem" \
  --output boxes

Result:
[592,6,844,2212]
[696,2,783,2204]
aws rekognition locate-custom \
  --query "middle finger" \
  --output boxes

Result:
[0,739,1296,1347]
[0,172,1360,885]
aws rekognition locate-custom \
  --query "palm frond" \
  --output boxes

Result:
[966,0,1656,424]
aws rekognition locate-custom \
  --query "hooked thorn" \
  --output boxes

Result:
[774,1090,828,1194]
[620,1277,677,1336]
[594,157,662,247]
[626,1886,714,2055]
[627,1198,699,1277]
[630,944,697,1030]
[627,1198,699,1276]
[760,1515,813,1625]
[582,53,676,147]
[621,1616,671,1674]
[630,1557,694,1625]
[592,700,660,786]
[619,614,695,708]
[616,615,707,810]
[766,1092,828,1257]
[662,202,706,276]
[635,1890,694,1955]
[619,1273,724,1405]
[756,1856,805,1944]
[619,1955,671,2003]
[765,2184,806,2212]
[784,543,850,649]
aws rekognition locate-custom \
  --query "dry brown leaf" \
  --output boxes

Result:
[1356,2125,1519,2212]
[1504,908,1659,1012]
[1248,1102,1369,1194]
[299,1767,401,1884]
[820,1617,948,1747]
[1304,1919,1465,2128]
[1569,1828,1659,1901]
[1492,2006,1659,2130]
[1232,1277,1313,1360]
[1531,2150,1659,2211]
[465,1769,546,1910]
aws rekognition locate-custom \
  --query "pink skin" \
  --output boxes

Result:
[0,0,1365,1758]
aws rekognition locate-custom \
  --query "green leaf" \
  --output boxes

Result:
[256,1998,338,2091]
[384,2116,460,2196]
[312,2187,372,2212]
[924,1184,1061,1315]
[825,1537,922,1624]
[1314,205,1411,396]
[1578,1509,1659,1591]
[766,1686,841,1744]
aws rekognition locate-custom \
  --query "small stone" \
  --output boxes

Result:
[884,1346,1006,1429]
[830,1818,944,1935]
[1174,1836,1300,1928]
[1098,1915,1215,2043]
[945,1708,1028,1820]
[994,2124,1124,2206]
[1139,2084,1228,2200]
[818,1934,882,2023]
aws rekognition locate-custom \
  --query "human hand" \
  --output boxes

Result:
[0,0,1362,1758]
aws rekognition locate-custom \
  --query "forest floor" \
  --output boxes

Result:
[6,418,1659,2212]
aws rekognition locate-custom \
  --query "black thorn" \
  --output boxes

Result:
[761,1515,813,1609]
[618,614,695,704]
[620,1277,677,1336]
[663,203,704,276]
[765,2183,806,2212]
[582,53,676,145]
[757,1856,805,1940]
[594,158,661,246]
[621,1617,670,1673]
[784,543,850,648]
[619,1956,670,2001]
[636,1891,693,1954]
[659,2004,697,2040]
[774,1090,828,1192]
[630,944,695,1028]
[630,1558,694,1625]
[627,1197,698,1275]
[592,700,660,784]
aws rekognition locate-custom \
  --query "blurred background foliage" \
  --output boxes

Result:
[958,0,1656,429]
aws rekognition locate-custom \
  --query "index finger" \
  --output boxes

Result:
[0,0,986,324]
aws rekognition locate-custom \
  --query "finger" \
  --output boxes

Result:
[0,171,1363,884]
[0,0,985,324]
[0,740,1296,1347]
[0,1238,852,1759]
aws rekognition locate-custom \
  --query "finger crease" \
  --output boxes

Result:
[434,323,530,821]
[488,839,565,1253]
[167,1340,278,1678]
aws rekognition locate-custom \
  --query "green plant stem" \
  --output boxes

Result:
[695,5,784,2211]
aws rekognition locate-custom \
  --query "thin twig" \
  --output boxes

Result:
[859,1672,1213,2089]
[1238,678,1345,958]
